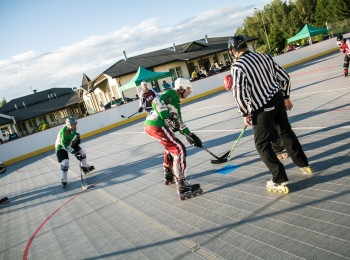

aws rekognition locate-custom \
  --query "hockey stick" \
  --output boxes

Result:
[211,125,247,164]
[121,111,139,119]
[184,133,221,160]
[80,167,88,191]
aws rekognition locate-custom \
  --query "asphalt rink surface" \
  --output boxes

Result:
[1,51,350,259]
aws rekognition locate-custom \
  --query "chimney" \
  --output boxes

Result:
[33,89,37,94]
[123,50,128,60]
[23,102,26,108]
[205,35,208,43]
[173,43,176,52]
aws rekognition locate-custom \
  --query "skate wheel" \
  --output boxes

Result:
[282,153,288,159]
[197,188,203,195]
[277,154,283,160]
[82,185,88,191]
[165,181,169,185]
[283,186,289,194]
[180,194,187,200]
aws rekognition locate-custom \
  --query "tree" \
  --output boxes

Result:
[0,98,6,107]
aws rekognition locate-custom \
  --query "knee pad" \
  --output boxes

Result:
[61,159,69,172]
[79,148,87,159]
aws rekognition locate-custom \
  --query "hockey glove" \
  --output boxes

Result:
[138,107,143,113]
[74,152,83,161]
[71,133,81,148]
[186,133,202,148]
[164,118,179,132]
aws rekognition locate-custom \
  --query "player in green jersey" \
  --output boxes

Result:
[55,117,94,188]
[144,78,203,200]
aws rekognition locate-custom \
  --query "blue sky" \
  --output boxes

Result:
[0,0,271,101]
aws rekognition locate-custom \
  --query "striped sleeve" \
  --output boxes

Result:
[231,66,250,116]
[271,56,291,98]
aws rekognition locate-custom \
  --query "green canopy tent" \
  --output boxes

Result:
[287,24,328,43]
[119,66,173,92]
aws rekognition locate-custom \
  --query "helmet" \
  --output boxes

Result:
[174,78,192,95]
[228,35,247,52]
[140,81,147,87]
[224,75,233,91]
[66,117,77,127]
[337,35,344,41]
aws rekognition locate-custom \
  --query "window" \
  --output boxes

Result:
[49,113,58,121]
[169,66,183,79]
[70,105,79,115]
[28,119,37,128]
[111,85,118,98]
[1,127,9,137]
[60,109,68,118]
[99,92,106,104]
[39,116,48,125]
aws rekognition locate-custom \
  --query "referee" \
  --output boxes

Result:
[227,35,312,192]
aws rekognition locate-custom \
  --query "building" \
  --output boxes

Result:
[79,35,257,114]
[0,88,86,141]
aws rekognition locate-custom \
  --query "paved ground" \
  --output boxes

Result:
[1,51,350,260]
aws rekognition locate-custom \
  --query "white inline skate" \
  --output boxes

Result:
[266,180,289,194]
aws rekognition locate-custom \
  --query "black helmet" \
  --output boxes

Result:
[228,35,247,52]
[337,35,344,41]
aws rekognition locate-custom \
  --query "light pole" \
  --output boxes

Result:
[254,8,272,54]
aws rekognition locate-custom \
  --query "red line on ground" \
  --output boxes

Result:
[290,66,338,77]
[22,157,150,260]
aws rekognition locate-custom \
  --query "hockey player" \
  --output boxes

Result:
[55,117,94,188]
[337,35,350,77]
[0,162,8,204]
[144,78,203,200]
[138,81,158,114]
[227,35,311,193]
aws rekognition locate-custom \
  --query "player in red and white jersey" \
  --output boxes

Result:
[138,81,159,114]
[336,35,350,77]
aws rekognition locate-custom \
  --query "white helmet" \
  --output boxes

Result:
[174,78,192,95]
[141,81,147,87]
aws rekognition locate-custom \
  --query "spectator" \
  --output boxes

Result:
[209,62,217,75]
[191,71,199,80]
[286,44,294,52]
[99,101,104,111]
[199,67,207,78]
[8,129,18,141]
[275,47,281,56]
[162,80,171,91]
[152,84,160,93]
[225,58,231,69]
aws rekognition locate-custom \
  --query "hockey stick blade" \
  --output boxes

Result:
[210,157,228,164]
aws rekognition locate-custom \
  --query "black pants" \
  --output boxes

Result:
[56,145,81,163]
[344,54,349,70]
[252,91,308,184]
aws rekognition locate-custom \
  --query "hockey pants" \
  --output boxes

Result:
[144,125,186,179]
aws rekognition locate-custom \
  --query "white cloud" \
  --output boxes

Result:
[0,5,253,101]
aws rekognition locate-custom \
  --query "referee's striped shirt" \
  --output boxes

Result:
[231,51,291,117]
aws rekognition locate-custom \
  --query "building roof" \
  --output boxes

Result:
[0,88,75,114]
[0,91,83,122]
[103,36,258,78]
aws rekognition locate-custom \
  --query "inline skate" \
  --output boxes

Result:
[164,167,175,185]
[266,180,289,194]
[300,166,312,175]
[176,178,203,200]
[81,165,95,174]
